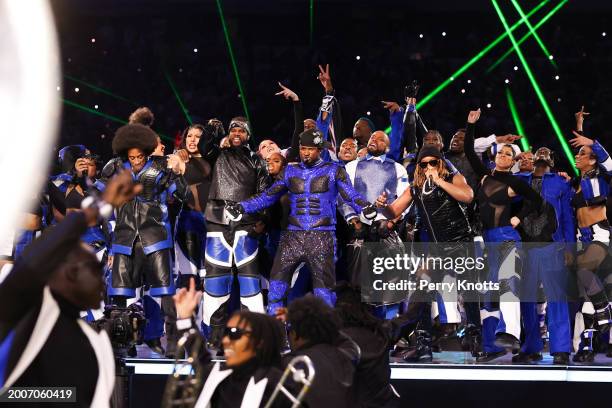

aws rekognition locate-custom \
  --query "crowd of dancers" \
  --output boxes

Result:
[3,64,612,371]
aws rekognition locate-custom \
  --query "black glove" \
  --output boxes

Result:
[361,204,378,220]
[225,201,244,222]
[348,219,367,239]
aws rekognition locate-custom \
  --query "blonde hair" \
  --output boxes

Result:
[413,158,450,189]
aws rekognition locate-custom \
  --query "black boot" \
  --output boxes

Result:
[144,338,165,355]
[594,302,612,334]
[552,352,570,365]
[573,329,597,363]
[494,333,520,354]
[512,352,543,363]
[401,330,433,363]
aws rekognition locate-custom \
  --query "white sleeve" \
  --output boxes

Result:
[474,134,497,154]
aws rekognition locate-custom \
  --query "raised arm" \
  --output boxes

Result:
[463,109,490,177]
[275,82,303,162]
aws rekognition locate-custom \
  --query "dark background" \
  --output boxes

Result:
[50,0,612,172]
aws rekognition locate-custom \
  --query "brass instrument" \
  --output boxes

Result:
[263,355,315,408]
[161,329,205,408]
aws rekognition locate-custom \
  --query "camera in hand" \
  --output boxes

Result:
[404,80,420,99]
[92,303,146,358]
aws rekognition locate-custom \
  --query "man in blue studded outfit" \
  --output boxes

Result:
[225,128,377,314]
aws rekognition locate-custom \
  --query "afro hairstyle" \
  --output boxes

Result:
[112,124,159,157]
[128,107,155,127]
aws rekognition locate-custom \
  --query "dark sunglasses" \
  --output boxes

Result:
[418,159,440,169]
[223,326,251,341]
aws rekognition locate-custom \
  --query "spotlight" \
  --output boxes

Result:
[442,32,447,37]
[557,97,562,102]
[450,76,455,81]
[366,111,371,115]
[486,103,492,108]
[74,87,79,93]
[461,89,466,94]
[603,32,607,37]
[193,48,198,53]
[419,34,424,38]
[554,75,559,80]
[179,68,183,73]
[137,68,142,72]
[548,55,554,60]
[513,66,518,71]
[467,79,472,84]
[101,134,106,139]
[504,79,510,84]
[91,38,96,43]
[94,104,99,109]
[356,55,361,60]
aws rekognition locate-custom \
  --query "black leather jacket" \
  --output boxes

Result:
[205,145,269,225]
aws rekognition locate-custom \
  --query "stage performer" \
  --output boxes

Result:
[94,124,187,354]
[202,117,268,346]
[464,109,544,361]
[224,128,377,314]
[568,109,612,362]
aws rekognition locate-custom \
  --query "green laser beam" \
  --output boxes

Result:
[163,70,193,125]
[510,0,557,68]
[505,87,530,151]
[216,0,252,126]
[488,0,567,73]
[384,0,550,133]
[62,99,173,142]
[491,0,576,174]
[64,75,140,106]
[310,0,314,44]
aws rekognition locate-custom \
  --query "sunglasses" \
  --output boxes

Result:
[418,159,439,169]
[223,326,251,341]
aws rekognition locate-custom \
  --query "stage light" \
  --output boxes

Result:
[164,70,192,125]
[216,0,251,125]
[603,32,607,37]
[505,79,510,84]
[492,0,576,173]
[419,33,424,38]
[74,87,79,93]
[450,76,454,81]
[442,32,447,37]
[513,66,518,71]
[486,103,492,108]
[461,89,466,94]
[383,0,549,134]
[557,97,562,102]
[178,68,183,72]
[487,0,568,73]
[366,111,371,115]
[356,55,361,60]
[94,104,98,109]
[505,87,530,151]
[64,74,139,105]
[193,48,198,53]
[90,38,96,43]
[467,79,472,84]
[510,0,556,68]
[548,55,554,60]
[137,68,142,72]
[554,75,559,80]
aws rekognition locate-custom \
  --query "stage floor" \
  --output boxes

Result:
[126,345,612,382]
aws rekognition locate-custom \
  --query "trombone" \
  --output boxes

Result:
[264,355,315,408]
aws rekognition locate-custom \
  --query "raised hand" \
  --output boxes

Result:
[102,170,142,208]
[496,134,523,144]
[317,64,333,92]
[575,105,590,131]
[275,82,299,102]
[174,277,202,320]
[467,109,481,124]
[569,130,594,148]
[381,101,400,113]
